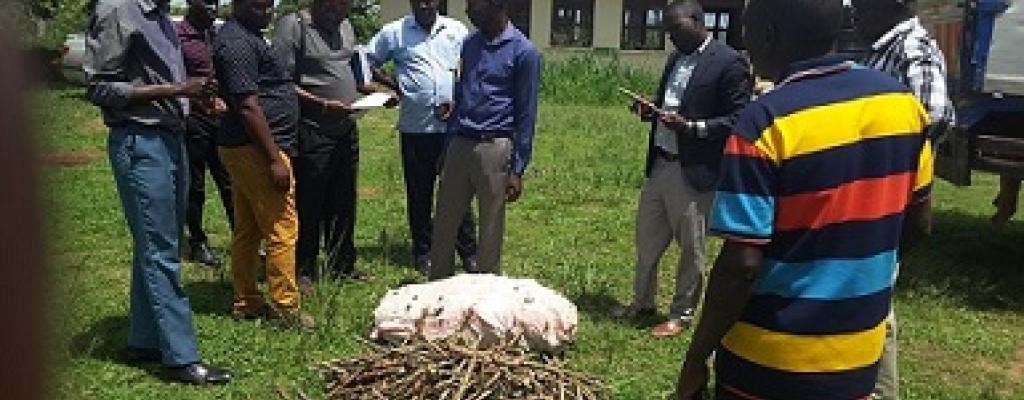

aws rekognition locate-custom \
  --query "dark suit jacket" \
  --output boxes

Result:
[644,39,753,192]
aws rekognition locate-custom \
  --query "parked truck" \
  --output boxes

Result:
[938,0,1024,185]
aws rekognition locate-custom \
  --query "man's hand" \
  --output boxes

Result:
[178,77,211,98]
[436,101,454,121]
[269,159,291,192]
[676,359,709,400]
[505,174,523,203]
[211,97,228,115]
[659,111,689,133]
[630,97,655,117]
[323,100,355,116]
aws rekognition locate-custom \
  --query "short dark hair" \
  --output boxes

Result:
[748,0,843,53]
[666,0,704,22]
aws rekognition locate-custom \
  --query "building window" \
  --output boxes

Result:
[703,8,743,48]
[622,0,665,50]
[510,0,531,38]
[551,0,594,47]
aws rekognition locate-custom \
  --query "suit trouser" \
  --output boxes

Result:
[872,312,899,399]
[218,145,300,313]
[400,132,477,261]
[429,135,511,280]
[295,122,358,279]
[107,126,200,366]
[184,113,233,245]
[633,156,712,319]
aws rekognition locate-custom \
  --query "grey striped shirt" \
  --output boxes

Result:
[85,0,188,131]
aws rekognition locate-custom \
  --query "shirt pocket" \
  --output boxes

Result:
[477,59,514,92]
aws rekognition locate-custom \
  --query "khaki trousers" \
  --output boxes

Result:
[633,156,712,319]
[429,136,512,280]
[219,145,300,314]
[872,312,899,399]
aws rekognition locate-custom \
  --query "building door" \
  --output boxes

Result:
[509,0,531,38]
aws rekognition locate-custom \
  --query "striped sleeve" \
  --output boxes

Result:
[711,133,778,244]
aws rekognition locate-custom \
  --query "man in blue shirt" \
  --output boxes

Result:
[428,0,541,280]
[366,0,479,274]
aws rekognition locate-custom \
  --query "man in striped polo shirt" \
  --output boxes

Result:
[675,0,933,399]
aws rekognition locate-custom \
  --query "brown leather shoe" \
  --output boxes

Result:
[650,318,689,338]
[231,303,270,321]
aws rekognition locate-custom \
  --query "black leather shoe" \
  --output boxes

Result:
[461,256,480,273]
[123,347,162,364]
[165,362,232,385]
[190,242,221,268]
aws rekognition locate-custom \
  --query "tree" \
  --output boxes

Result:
[276,0,381,42]
[7,0,93,49]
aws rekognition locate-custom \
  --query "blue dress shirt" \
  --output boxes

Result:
[450,22,542,176]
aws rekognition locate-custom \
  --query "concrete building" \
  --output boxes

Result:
[379,0,745,63]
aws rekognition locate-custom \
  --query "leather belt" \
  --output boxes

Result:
[456,131,513,141]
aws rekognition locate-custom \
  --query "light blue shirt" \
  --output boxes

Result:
[367,15,468,134]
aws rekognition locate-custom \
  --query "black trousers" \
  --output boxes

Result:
[400,133,477,261]
[296,121,358,279]
[185,113,233,246]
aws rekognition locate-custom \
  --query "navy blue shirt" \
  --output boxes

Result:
[450,22,541,176]
[213,19,299,157]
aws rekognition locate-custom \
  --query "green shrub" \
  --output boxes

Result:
[540,54,659,106]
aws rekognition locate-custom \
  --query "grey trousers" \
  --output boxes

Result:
[429,136,512,280]
[873,311,899,399]
[633,156,712,319]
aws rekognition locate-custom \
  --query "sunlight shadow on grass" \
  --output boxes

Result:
[901,208,1024,311]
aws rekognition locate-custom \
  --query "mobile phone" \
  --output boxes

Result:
[618,87,663,114]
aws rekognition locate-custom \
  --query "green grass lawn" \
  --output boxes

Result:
[42,84,1024,399]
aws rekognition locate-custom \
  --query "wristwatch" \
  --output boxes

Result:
[686,120,708,139]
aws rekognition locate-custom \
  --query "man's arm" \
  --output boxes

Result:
[504,48,541,202]
[899,198,931,260]
[900,136,935,260]
[85,7,208,107]
[676,241,764,399]
[676,128,778,399]
[235,94,290,191]
[509,48,542,177]
[697,56,753,140]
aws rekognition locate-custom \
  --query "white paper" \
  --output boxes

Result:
[351,92,392,110]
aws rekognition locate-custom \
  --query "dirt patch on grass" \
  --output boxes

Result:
[1009,347,1024,381]
[41,150,103,166]
[358,186,382,197]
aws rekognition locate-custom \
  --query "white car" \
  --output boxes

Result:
[61,33,87,84]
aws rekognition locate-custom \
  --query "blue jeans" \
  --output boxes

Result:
[108,126,199,366]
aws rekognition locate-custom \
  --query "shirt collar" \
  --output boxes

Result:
[485,21,518,46]
[406,14,446,35]
[871,17,920,51]
[676,35,712,59]
[694,35,712,55]
[778,53,857,85]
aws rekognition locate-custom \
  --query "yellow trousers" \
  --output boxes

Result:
[219,145,300,313]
